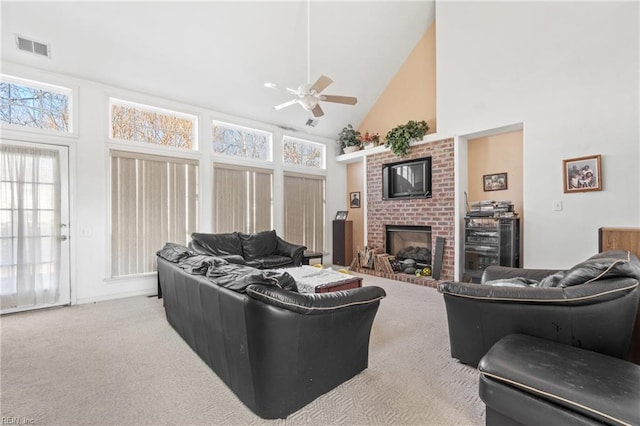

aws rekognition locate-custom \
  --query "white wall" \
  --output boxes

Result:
[436,1,640,268]
[1,61,346,304]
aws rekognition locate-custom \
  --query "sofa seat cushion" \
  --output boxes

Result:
[257,255,294,269]
[479,334,640,426]
[239,230,277,260]
[191,232,242,256]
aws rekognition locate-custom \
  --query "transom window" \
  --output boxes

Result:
[282,136,325,169]
[0,75,72,132]
[212,121,272,161]
[110,98,197,149]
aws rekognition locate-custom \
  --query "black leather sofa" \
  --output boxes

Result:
[189,230,306,269]
[156,245,386,419]
[478,334,640,425]
[438,250,640,367]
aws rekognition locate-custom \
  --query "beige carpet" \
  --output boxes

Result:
[0,274,485,425]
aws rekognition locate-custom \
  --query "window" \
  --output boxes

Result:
[213,164,272,233]
[0,75,72,132]
[110,150,198,277]
[212,121,271,161]
[283,173,325,252]
[282,136,325,169]
[110,99,197,149]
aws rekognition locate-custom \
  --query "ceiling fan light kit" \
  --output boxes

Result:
[265,75,358,118]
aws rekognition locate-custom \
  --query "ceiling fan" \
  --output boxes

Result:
[264,0,357,118]
[264,76,357,118]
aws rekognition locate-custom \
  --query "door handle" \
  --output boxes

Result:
[59,235,68,241]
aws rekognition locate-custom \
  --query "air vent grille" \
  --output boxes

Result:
[16,35,50,58]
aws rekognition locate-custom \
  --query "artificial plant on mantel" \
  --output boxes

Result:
[384,120,429,157]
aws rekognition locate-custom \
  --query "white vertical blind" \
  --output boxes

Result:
[283,173,325,252]
[213,164,272,233]
[110,150,198,277]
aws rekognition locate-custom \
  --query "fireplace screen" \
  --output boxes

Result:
[386,225,432,266]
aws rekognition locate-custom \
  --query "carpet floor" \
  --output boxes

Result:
[1,274,485,425]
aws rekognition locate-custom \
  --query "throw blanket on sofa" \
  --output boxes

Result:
[157,242,296,293]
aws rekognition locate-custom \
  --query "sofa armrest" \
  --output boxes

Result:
[275,237,306,266]
[246,284,385,314]
[481,266,562,283]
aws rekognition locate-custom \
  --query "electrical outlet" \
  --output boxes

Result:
[553,201,563,211]
[80,227,92,237]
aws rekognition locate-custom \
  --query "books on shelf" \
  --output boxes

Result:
[468,200,517,218]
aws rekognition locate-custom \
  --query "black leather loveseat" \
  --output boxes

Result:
[156,243,386,419]
[438,250,640,367]
[189,230,306,269]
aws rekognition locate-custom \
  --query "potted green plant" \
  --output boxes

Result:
[384,120,429,157]
[337,124,362,154]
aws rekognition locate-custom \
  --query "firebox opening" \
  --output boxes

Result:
[385,225,432,273]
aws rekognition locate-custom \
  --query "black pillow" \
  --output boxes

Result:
[558,250,640,287]
[239,230,277,260]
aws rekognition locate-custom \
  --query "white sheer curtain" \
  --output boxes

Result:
[1,144,61,310]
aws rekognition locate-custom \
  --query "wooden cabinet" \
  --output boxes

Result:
[599,227,640,365]
[599,227,640,256]
[333,220,353,266]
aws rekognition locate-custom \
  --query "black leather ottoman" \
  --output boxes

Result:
[478,334,640,426]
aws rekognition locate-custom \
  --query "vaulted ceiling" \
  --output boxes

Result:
[1,1,434,139]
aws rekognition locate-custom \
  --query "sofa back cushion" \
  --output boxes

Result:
[191,232,242,257]
[239,230,277,260]
[559,250,640,287]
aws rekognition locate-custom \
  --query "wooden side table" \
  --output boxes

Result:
[303,251,324,265]
[599,227,640,365]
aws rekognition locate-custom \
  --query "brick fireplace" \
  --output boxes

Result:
[360,138,455,286]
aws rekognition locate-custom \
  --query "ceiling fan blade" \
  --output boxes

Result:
[264,82,300,96]
[310,75,333,94]
[311,104,324,117]
[274,99,299,110]
[320,95,358,105]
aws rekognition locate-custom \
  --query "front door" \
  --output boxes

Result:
[1,140,70,314]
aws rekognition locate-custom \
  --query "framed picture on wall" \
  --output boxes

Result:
[335,211,348,220]
[350,192,361,208]
[483,172,508,191]
[563,154,602,193]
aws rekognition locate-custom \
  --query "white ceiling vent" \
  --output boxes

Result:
[15,35,50,58]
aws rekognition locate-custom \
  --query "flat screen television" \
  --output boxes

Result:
[382,157,432,199]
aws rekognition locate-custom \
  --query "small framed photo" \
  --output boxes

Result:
[563,154,602,193]
[350,191,361,208]
[483,172,508,192]
[335,211,348,221]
